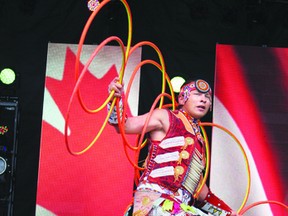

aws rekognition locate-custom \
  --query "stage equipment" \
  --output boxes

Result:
[0,68,18,97]
[0,97,19,216]
[0,68,15,85]
[171,76,185,93]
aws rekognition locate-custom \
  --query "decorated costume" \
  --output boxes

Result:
[132,109,233,216]
[107,79,234,216]
[132,108,204,215]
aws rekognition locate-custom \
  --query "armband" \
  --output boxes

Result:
[197,190,233,216]
[107,99,126,125]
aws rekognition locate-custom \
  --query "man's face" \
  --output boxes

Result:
[183,89,212,119]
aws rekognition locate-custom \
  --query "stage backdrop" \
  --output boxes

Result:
[211,44,288,215]
[36,43,141,215]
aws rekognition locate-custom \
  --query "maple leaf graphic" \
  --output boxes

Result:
[37,47,136,215]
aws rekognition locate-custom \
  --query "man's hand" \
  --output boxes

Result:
[108,77,123,100]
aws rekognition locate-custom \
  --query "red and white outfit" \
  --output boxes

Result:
[132,109,233,216]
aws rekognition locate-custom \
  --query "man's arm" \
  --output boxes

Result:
[107,77,168,137]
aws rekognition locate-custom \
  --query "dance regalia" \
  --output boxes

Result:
[133,109,208,216]
[106,79,234,215]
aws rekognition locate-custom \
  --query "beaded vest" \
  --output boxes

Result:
[142,109,206,196]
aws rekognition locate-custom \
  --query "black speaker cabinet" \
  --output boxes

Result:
[0,97,19,216]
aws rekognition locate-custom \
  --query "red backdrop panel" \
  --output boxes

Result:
[211,44,287,215]
[36,43,141,215]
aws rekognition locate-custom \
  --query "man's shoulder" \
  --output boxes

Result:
[153,108,173,116]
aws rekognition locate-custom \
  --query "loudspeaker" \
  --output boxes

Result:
[0,97,19,216]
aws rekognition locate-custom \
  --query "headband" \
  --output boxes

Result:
[178,79,212,103]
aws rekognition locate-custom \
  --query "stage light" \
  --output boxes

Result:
[0,156,7,175]
[0,68,16,85]
[0,68,18,97]
[171,76,185,93]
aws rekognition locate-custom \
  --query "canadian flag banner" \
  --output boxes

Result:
[36,43,141,215]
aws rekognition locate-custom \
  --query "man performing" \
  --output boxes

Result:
[107,77,241,216]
